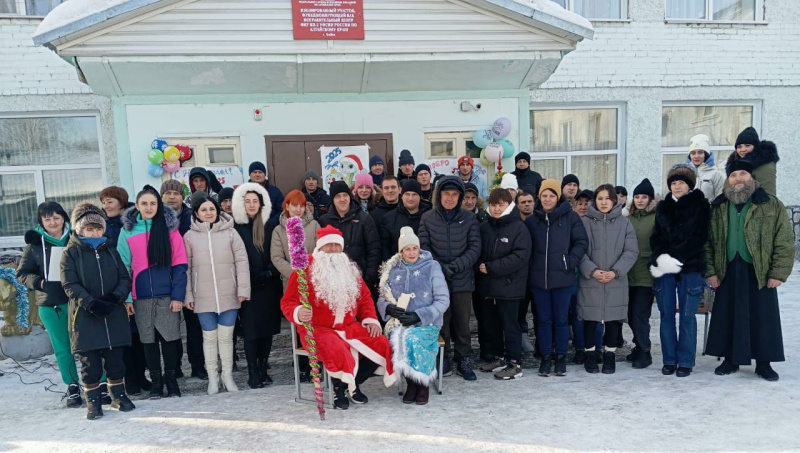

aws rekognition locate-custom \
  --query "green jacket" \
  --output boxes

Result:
[627,199,658,288]
[705,187,794,289]
[752,162,777,197]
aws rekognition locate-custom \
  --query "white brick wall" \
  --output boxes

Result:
[0,18,91,95]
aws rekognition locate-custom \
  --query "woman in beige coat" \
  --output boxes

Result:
[184,194,250,395]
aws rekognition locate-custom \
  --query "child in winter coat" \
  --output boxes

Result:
[184,194,250,395]
[377,227,449,405]
[60,203,133,420]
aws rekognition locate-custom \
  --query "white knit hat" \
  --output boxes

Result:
[500,173,518,190]
[689,134,711,152]
[397,226,419,252]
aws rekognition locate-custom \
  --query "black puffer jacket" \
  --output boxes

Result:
[234,218,281,288]
[60,234,132,353]
[379,202,432,260]
[478,206,531,300]
[525,197,588,290]
[318,201,381,284]
[370,197,399,230]
[650,189,710,274]
[418,176,481,293]
[511,168,543,196]
[304,188,331,221]
[16,230,69,307]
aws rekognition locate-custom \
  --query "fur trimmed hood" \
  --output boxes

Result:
[628,197,660,216]
[232,182,272,225]
[121,204,180,232]
[726,140,779,170]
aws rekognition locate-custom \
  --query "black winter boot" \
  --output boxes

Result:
[85,387,104,420]
[626,346,640,363]
[402,379,418,404]
[573,349,587,365]
[247,361,264,389]
[632,350,653,369]
[164,370,181,397]
[538,357,552,377]
[149,370,164,400]
[98,382,112,405]
[584,350,599,374]
[258,359,273,385]
[66,382,82,408]
[109,382,136,412]
[349,385,369,404]
[554,354,567,376]
[715,358,739,376]
[333,382,349,410]
[602,351,616,374]
[755,361,779,382]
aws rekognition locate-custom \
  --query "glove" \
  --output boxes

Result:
[441,263,456,279]
[88,298,114,318]
[649,265,665,279]
[98,294,118,304]
[385,304,406,319]
[397,311,421,327]
[656,254,683,275]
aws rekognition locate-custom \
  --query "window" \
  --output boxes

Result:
[661,102,760,193]
[423,131,495,183]
[0,114,104,247]
[1,0,67,16]
[666,0,763,21]
[166,137,241,169]
[550,0,627,20]
[531,106,623,191]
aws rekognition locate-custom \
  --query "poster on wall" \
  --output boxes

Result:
[320,144,369,191]
[426,158,491,189]
[172,166,244,189]
[292,0,364,40]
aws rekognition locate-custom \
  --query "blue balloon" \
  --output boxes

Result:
[497,139,515,158]
[147,163,164,178]
[151,139,168,151]
[473,129,494,149]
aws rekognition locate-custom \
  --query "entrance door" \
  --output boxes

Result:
[265,134,393,195]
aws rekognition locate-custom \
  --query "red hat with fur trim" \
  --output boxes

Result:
[314,225,345,253]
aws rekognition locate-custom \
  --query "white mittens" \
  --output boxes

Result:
[650,254,683,278]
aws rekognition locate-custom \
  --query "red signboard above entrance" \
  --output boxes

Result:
[292,0,365,40]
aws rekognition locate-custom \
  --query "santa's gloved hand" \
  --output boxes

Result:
[385,304,405,319]
[397,311,421,327]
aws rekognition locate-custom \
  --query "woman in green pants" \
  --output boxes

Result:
[17,202,110,408]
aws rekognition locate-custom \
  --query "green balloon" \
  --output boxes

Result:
[148,148,164,164]
[497,139,515,159]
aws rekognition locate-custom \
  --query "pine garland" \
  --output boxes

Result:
[0,267,29,329]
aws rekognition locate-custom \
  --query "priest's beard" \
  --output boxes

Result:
[311,251,362,320]
[724,179,757,205]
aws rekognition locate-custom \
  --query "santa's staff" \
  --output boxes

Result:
[285,216,325,420]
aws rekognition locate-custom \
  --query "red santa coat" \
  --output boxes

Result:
[281,258,396,392]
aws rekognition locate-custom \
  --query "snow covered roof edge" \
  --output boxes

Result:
[494,0,594,40]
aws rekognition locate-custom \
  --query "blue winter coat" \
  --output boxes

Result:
[376,250,450,328]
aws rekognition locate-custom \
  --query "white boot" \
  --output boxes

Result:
[202,330,220,395]
[218,325,239,392]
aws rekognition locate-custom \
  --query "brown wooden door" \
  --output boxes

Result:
[265,134,393,195]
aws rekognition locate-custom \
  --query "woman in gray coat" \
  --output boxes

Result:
[579,185,638,375]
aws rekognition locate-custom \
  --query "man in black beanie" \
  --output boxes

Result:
[218,187,234,215]
[248,161,284,226]
[397,150,416,181]
[511,152,542,197]
[561,174,580,201]
[378,179,431,260]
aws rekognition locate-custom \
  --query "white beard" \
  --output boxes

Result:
[310,251,362,322]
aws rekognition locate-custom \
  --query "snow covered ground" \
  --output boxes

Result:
[2,275,799,452]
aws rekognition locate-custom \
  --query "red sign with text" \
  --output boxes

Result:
[292,0,364,40]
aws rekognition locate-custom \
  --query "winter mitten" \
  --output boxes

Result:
[88,299,113,318]
[649,265,665,279]
[441,264,456,279]
[398,312,421,327]
[656,254,683,274]
[385,304,406,319]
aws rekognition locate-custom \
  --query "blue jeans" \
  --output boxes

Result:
[533,287,573,355]
[197,309,239,331]
[570,295,603,350]
[654,272,704,368]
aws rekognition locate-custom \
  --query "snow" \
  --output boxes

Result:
[512,0,594,31]
[35,0,136,39]
[2,275,799,452]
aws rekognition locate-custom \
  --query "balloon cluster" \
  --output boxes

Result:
[472,117,514,171]
[147,139,193,178]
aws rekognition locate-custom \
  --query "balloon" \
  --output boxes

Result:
[176,144,192,161]
[151,139,168,151]
[147,163,164,177]
[491,117,512,140]
[163,146,180,163]
[484,143,504,163]
[497,139,515,158]
[479,149,492,167]
[164,161,181,173]
[147,148,164,164]
[473,129,494,149]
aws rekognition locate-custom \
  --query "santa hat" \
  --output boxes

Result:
[313,225,345,253]
[343,155,363,171]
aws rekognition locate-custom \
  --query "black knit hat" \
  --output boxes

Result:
[398,149,414,166]
[561,174,580,189]
[329,181,351,200]
[632,178,655,199]
[726,159,754,176]
[515,152,531,164]
[575,189,594,201]
[615,185,628,197]
[464,182,479,196]
[667,163,697,189]
[218,187,234,203]
[414,164,431,176]
[735,127,760,148]
[401,179,422,196]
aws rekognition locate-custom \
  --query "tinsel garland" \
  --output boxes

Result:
[285,217,325,420]
[0,267,29,329]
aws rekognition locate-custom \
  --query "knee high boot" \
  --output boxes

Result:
[217,325,239,392]
[202,330,220,395]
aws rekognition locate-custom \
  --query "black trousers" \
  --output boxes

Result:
[80,347,126,386]
[584,320,622,349]
[483,298,523,362]
[143,329,181,373]
[124,330,148,388]
[628,286,654,351]
[473,290,492,358]
[331,357,379,387]
[441,291,472,360]
[177,307,204,371]
[244,336,273,364]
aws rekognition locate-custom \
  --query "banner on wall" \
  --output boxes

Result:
[320,144,369,191]
[426,157,490,188]
[292,0,364,40]
[172,166,245,189]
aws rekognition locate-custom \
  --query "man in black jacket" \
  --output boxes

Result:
[302,170,331,220]
[370,175,400,228]
[419,176,481,380]
[378,179,431,260]
[511,152,543,197]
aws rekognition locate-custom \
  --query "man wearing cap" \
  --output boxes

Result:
[161,180,192,236]
[371,176,400,228]
[688,134,725,201]
[301,170,330,221]
[419,175,481,380]
[248,161,285,226]
[705,160,792,382]
[457,155,488,199]
[511,152,542,197]
[397,150,416,181]
[414,164,434,203]
[561,174,580,201]
[281,225,396,409]
[369,155,386,187]
[379,179,432,260]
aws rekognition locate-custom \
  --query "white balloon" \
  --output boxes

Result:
[484,143,504,163]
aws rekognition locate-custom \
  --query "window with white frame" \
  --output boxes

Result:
[424,131,495,181]
[661,102,760,193]
[666,0,764,21]
[0,0,67,16]
[160,137,242,186]
[550,0,628,20]
[530,106,623,191]
[0,114,104,246]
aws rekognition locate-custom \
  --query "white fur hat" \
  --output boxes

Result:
[500,173,518,190]
[397,226,420,252]
[689,134,711,152]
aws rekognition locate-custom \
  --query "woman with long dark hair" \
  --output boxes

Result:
[232,183,284,389]
[117,185,188,399]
